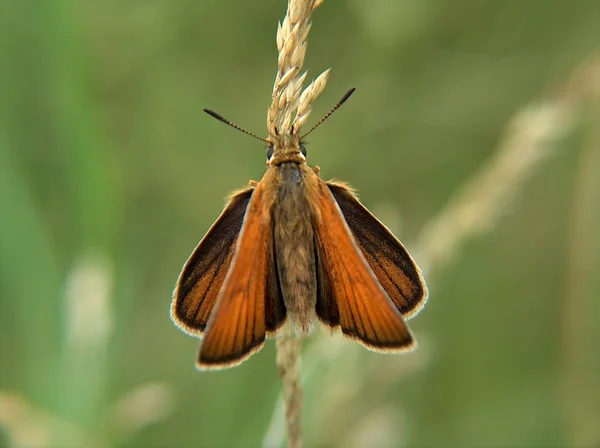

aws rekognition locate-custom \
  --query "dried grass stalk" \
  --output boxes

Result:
[267,0,328,140]
[267,1,328,447]
[275,334,303,448]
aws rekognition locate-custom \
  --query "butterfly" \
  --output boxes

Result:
[171,89,428,369]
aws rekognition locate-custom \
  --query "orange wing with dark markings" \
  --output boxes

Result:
[171,188,254,336]
[313,178,414,352]
[198,180,285,369]
[327,182,428,319]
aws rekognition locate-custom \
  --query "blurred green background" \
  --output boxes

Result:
[1,0,599,447]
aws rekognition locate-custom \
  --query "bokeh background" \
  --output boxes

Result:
[1,0,599,447]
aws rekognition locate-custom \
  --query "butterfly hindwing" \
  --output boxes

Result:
[198,180,286,369]
[313,178,414,352]
[171,187,254,336]
[327,181,428,319]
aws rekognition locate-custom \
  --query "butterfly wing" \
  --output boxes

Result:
[171,187,254,336]
[327,181,428,319]
[198,179,286,369]
[312,178,414,352]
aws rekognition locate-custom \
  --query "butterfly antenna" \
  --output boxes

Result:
[300,88,356,139]
[203,109,269,143]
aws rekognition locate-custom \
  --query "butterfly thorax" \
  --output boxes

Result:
[272,162,317,335]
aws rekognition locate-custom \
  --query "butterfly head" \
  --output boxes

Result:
[266,131,307,166]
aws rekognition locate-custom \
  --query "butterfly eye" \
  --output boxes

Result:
[300,144,307,157]
[267,145,274,160]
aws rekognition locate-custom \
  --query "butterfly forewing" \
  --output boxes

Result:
[327,182,428,319]
[198,180,285,369]
[312,178,414,352]
[171,188,254,336]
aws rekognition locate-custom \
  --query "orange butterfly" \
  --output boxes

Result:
[171,89,428,369]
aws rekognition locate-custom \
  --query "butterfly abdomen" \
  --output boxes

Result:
[273,163,317,335]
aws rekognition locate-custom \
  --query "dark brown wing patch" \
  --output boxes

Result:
[327,182,428,319]
[171,188,253,336]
